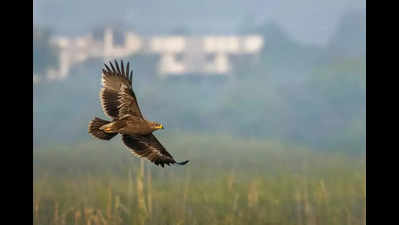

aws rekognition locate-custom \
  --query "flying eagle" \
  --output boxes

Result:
[88,60,189,167]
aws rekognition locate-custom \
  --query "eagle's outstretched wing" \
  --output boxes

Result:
[122,134,189,167]
[100,60,143,119]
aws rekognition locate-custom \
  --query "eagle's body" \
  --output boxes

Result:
[100,114,156,136]
[88,60,189,167]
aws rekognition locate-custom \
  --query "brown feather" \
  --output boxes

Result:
[114,60,121,74]
[122,134,181,167]
[88,117,118,140]
[121,60,125,76]
[100,60,143,118]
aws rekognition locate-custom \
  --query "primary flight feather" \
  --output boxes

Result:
[88,60,189,167]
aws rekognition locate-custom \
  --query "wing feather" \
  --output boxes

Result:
[109,62,117,73]
[126,62,130,79]
[122,134,189,167]
[114,59,121,74]
[100,88,120,118]
[117,84,142,118]
[100,60,143,119]
[121,60,125,76]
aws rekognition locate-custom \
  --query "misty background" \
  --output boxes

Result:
[33,0,365,154]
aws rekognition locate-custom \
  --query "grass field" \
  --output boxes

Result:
[33,133,365,225]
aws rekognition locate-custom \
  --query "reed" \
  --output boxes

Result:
[33,134,365,225]
[136,158,147,225]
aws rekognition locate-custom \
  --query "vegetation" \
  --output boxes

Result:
[34,134,365,225]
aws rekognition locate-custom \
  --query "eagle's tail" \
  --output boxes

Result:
[88,117,118,140]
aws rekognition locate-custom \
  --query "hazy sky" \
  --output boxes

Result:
[34,0,365,46]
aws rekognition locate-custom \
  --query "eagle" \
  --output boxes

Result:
[88,60,189,167]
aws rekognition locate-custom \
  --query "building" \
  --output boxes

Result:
[45,28,264,81]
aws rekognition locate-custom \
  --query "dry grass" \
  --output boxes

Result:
[34,134,365,225]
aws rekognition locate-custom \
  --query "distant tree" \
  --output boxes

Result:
[325,10,366,60]
[254,22,323,69]
[33,26,59,76]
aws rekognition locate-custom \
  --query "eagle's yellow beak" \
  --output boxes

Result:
[156,124,164,130]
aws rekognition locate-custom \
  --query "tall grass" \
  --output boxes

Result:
[34,133,365,225]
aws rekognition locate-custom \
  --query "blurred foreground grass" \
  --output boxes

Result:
[34,133,365,225]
